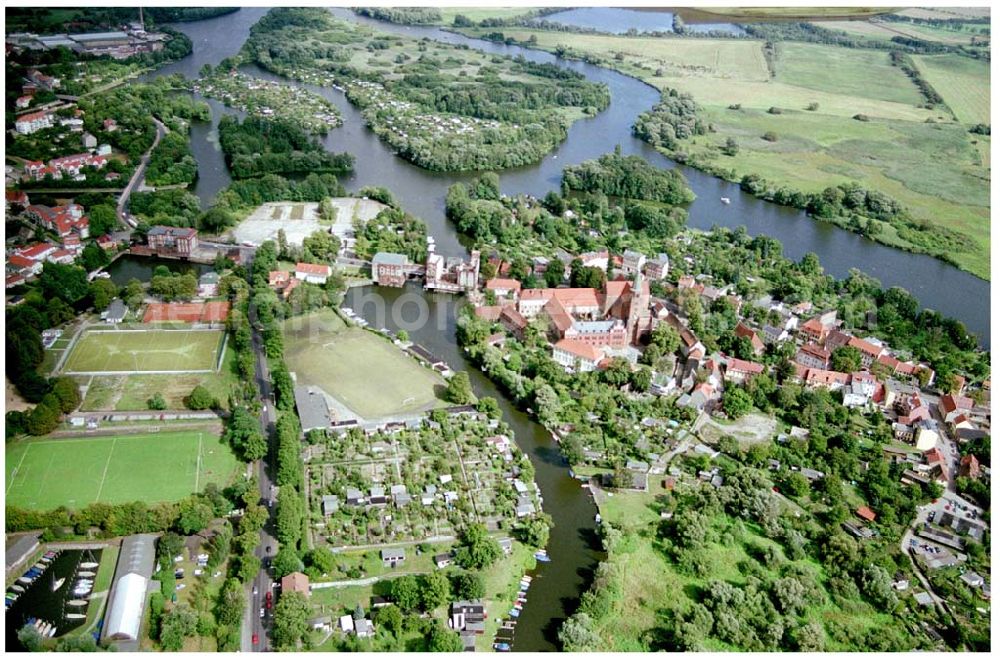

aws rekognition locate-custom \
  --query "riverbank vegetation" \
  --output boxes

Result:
[452,26,990,280]
[237,7,609,171]
[195,70,342,134]
[217,115,354,180]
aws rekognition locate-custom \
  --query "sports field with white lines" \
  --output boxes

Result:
[5,431,239,510]
[63,328,224,373]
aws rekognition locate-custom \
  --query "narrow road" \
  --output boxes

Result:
[117,117,168,228]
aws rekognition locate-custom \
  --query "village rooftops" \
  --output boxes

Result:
[553,338,605,362]
[295,262,332,276]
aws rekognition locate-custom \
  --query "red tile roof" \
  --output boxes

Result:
[485,278,521,293]
[295,262,331,276]
[856,506,877,522]
[554,338,605,363]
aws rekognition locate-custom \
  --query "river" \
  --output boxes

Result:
[140,8,989,651]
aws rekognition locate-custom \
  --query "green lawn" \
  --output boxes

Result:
[64,329,224,374]
[913,54,991,124]
[5,431,240,510]
[80,346,241,411]
[283,310,448,420]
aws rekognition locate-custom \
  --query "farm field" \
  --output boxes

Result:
[79,346,240,411]
[913,54,991,124]
[462,27,991,279]
[63,328,224,374]
[774,43,923,106]
[283,309,448,420]
[5,431,239,510]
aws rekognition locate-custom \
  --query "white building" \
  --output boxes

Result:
[552,338,605,373]
[15,111,53,135]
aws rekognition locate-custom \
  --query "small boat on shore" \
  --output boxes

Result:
[79,562,99,570]
[68,599,89,607]
[11,584,24,593]
[52,577,65,591]
[534,551,551,563]
[595,513,602,524]
[77,571,96,578]
[721,197,731,204]
[65,613,86,620]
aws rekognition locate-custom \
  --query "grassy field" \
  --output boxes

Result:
[438,7,534,25]
[283,310,448,420]
[64,329,224,374]
[774,43,923,106]
[913,54,991,124]
[461,27,990,279]
[5,431,239,510]
[79,346,240,411]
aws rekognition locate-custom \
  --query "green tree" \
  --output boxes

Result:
[389,575,421,611]
[372,604,403,636]
[450,571,486,601]
[89,278,118,311]
[273,546,305,577]
[88,204,119,236]
[722,387,753,419]
[830,346,861,373]
[305,547,336,575]
[271,591,311,651]
[159,604,198,651]
[51,377,81,413]
[444,371,475,405]
[148,392,167,410]
[185,385,215,410]
[454,524,502,570]
[428,624,464,652]
[276,486,304,548]
[420,571,452,611]
[176,496,213,534]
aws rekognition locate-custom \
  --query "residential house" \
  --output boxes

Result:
[381,548,405,568]
[959,455,981,480]
[621,249,646,275]
[552,338,605,373]
[842,372,878,407]
[104,299,127,324]
[450,601,486,635]
[15,110,52,135]
[795,343,831,370]
[295,262,332,285]
[485,278,521,300]
[433,553,454,569]
[734,322,765,355]
[723,357,765,385]
[280,572,310,597]
[644,253,669,280]
[938,394,974,424]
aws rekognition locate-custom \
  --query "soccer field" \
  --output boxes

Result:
[5,431,240,510]
[63,329,224,373]
[283,310,448,419]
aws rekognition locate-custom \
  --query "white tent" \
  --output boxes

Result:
[105,573,148,641]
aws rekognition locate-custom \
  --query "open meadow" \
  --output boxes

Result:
[913,54,991,124]
[283,309,448,420]
[460,27,991,278]
[5,431,239,510]
[63,328,224,374]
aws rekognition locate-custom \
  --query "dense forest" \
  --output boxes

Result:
[5,7,237,32]
[217,116,354,180]
[562,150,696,205]
[353,7,442,25]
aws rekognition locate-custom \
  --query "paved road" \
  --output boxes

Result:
[241,256,279,653]
[117,116,168,228]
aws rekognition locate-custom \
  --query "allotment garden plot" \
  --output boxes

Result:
[5,431,239,510]
[307,414,541,549]
[283,310,448,420]
[63,327,224,374]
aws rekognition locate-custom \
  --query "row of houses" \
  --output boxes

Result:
[23,152,111,181]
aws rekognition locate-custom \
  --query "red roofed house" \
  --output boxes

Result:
[803,368,851,390]
[499,307,528,340]
[795,343,831,370]
[856,506,877,523]
[938,394,974,424]
[15,110,52,135]
[474,305,501,322]
[552,338,606,373]
[96,234,117,251]
[24,204,89,239]
[847,336,885,368]
[6,189,29,208]
[269,270,291,290]
[485,278,521,300]
[104,118,118,131]
[280,572,310,598]
[799,317,829,344]
[15,95,32,109]
[734,321,765,355]
[295,262,332,285]
[6,273,26,289]
[16,242,58,262]
[7,253,41,275]
[724,357,765,384]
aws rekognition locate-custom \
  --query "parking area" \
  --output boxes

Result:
[230,198,388,248]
